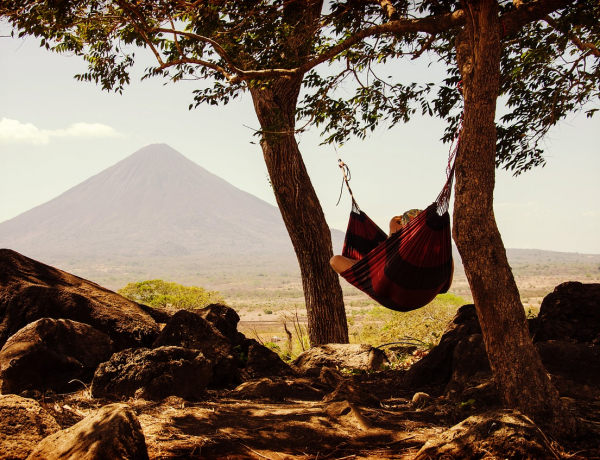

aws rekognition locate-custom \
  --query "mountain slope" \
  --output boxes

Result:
[0,144,299,260]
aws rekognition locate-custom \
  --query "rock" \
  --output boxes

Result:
[411,392,431,407]
[0,318,113,394]
[27,403,148,460]
[405,304,481,388]
[320,366,344,388]
[91,346,211,401]
[232,377,323,401]
[242,339,294,379]
[292,344,387,373]
[0,249,159,351]
[196,303,246,345]
[322,379,380,407]
[136,304,176,324]
[232,378,284,400]
[444,333,498,405]
[0,395,60,460]
[536,340,600,399]
[325,400,373,431]
[152,310,240,387]
[414,409,558,460]
[533,282,600,344]
[316,365,379,407]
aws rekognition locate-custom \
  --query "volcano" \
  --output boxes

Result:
[0,144,296,261]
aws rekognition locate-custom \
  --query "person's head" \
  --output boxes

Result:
[389,216,404,235]
[389,209,423,236]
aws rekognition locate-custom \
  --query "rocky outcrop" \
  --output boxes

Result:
[0,249,159,351]
[414,409,558,460]
[0,395,60,460]
[27,403,148,460]
[197,303,246,346]
[242,339,294,379]
[405,304,482,388]
[444,333,496,405]
[152,309,240,387]
[293,344,387,373]
[0,318,113,394]
[91,346,212,401]
[406,284,600,404]
[533,282,600,344]
[536,340,600,399]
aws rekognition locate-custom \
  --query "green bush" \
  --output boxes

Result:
[117,279,224,310]
[354,293,465,348]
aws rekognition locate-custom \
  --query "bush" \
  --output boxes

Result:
[118,279,224,310]
[353,293,465,348]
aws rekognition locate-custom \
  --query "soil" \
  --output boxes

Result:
[36,370,600,460]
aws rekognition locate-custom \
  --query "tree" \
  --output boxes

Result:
[118,279,224,310]
[1,0,349,345]
[297,0,597,436]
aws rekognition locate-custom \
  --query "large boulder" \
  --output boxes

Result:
[91,346,212,401]
[153,309,240,387]
[0,318,113,394]
[444,333,497,405]
[536,340,600,399]
[242,338,294,379]
[414,409,558,460]
[0,395,60,460]
[533,282,600,344]
[27,403,148,460]
[0,249,159,351]
[405,304,481,388]
[196,303,246,346]
[293,344,387,373]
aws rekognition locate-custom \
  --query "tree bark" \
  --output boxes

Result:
[249,77,349,345]
[452,0,577,437]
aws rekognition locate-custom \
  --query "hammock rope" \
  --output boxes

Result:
[337,159,360,212]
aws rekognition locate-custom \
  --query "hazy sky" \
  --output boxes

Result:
[1,30,599,254]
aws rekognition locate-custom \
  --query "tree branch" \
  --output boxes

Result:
[132,0,581,85]
[154,27,241,72]
[156,57,234,80]
[412,34,436,60]
[501,0,576,36]
[375,0,399,21]
[543,14,600,57]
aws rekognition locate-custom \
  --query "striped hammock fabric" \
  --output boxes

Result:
[340,200,453,312]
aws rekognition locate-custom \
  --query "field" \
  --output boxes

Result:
[68,248,600,360]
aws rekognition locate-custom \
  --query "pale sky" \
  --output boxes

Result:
[1,30,599,254]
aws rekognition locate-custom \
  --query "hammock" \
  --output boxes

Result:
[337,162,455,312]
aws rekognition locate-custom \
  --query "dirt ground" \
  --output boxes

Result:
[38,370,600,460]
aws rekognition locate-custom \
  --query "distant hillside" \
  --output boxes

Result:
[2,143,596,297]
[0,144,345,263]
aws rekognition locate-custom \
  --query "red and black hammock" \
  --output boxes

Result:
[338,162,455,312]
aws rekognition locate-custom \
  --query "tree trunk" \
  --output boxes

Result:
[249,77,349,345]
[453,0,577,437]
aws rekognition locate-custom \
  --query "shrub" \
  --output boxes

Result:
[354,293,465,348]
[117,279,224,310]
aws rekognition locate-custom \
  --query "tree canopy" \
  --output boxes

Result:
[3,1,597,173]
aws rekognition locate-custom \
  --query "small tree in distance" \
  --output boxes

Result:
[118,279,224,310]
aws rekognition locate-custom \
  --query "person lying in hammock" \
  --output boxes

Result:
[330,209,422,274]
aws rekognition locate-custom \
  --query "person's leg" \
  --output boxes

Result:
[330,255,358,274]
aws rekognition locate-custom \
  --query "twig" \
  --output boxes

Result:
[386,434,417,445]
[240,443,275,460]
[564,450,588,459]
